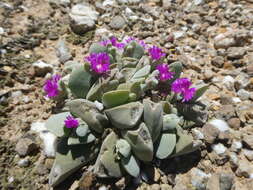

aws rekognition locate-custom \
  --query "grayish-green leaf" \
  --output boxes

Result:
[105,102,143,129]
[45,112,71,137]
[116,139,131,158]
[143,99,163,142]
[89,43,107,53]
[67,133,96,145]
[163,114,180,132]
[102,90,130,108]
[68,65,92,98]
[122,122,153,162]
[131,65,151,80]
[49,138,99,187]
[66,99,108,133]
[93,131,122,178]
[121,155,140,177]
[156,133,176,159]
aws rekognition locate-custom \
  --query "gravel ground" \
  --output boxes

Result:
[0,0,253,189]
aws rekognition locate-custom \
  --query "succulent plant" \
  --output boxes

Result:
[43,36,208,187]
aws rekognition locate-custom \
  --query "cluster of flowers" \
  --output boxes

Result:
[43,36,196,128]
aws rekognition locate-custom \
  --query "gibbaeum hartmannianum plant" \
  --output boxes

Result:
[43,36,208,187]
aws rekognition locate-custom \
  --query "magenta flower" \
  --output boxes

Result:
[156,64,174,81]
[86,52,110,74]
[100,36,125,49]
[171,78,196,102]
[43,74,61,98]
[100,40,111,46]
[148,46,166,60]
[110,36,125,49]
[64,116,79,128]
[124,36,147,49]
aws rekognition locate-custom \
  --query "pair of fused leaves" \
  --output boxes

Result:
[45,112,96,145]
[45,112,99,187]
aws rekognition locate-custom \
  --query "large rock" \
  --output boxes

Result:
[69,4,99,35]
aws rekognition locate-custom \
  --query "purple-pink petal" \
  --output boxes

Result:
[156,64,174,82]
[148,46,166,60]
[64,116,79,128]
[156,64,169,72]
[171,78,196,102]
[43,74,61,98]
[182,88,196,102]
[100,36,125,49]
[86,52,110,74]
[124,36,147,49]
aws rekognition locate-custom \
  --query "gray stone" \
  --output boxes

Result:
[227,47,246,59]
[227,118,241,130]
[160,184,172,190]
[231,140,242,153]
[32,60,53,77]
[234,73,250,90]
[15,138,38,156]
[229,152,239,169]
[11,91,23,98]
[151,184,161,190]
[212,143,227,156]
[243,149,253,161]
[246,63,253,76]
[109,16,126,30]
[222,76,235,91]
[219,173,234,190]
[162,0,172,9]
[192,129,204,140]
[49,0,70,6]
[201,124,219,144]
[211,56,224,68]
[99,186,107,190]
[173,31,185,39]
[17,158,30,167]
[117,0,142,3]
[69,4,99,35]
[194,0,205,5]
[206,174,219,190]
[36,163,49,175]
[0,27,4,35]
[214,38,236,49]
[236,159,253,178]
[214,105,236,121]
[209,119,230,132]
[190,168,210,190]
[237,89,250,101]
[243,134,253,149]
[56,40,72,64]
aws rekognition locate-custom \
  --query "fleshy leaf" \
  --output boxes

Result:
[122,122,153,162]
[49,138,99,187]
[105,102,143,129]
[45,112,71,137]
[121,154,140,177]
[156,133,176,159]
[68,65,92,98]
[102,90,130,108]
[116,139,131,158]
